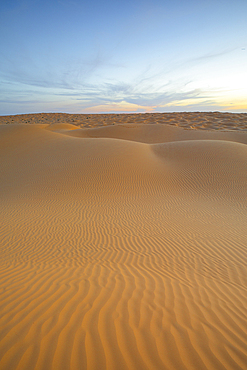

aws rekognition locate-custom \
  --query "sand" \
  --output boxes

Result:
[0,112,246,370]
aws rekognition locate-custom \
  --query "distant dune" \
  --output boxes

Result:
[0,113,246,370]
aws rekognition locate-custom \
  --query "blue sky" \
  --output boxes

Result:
[0,0,247,115]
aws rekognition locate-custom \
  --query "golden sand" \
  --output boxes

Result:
[0,112,247,369]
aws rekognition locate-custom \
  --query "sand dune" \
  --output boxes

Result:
[64,122,247,145]
[0,114,247,370]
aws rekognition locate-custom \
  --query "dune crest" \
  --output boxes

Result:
[0,114,247,370]
[63,123,247,145]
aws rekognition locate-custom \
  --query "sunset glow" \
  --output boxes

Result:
[0,0,247,114]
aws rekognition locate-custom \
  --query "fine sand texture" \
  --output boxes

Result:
[0,112,247,370]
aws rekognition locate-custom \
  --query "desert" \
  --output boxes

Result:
[0,112,247,370]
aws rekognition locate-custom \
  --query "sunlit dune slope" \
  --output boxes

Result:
[64,122,247,144]
[0,121,246,370]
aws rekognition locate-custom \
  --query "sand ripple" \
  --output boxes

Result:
[0,114,247,369]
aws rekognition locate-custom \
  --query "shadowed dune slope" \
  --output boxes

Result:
[0,123,247,370]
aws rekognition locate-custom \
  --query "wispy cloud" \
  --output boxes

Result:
[188,47,240,63]
[0,45,119,91]
[1,42,246,115]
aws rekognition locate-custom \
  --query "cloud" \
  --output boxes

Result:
[1,42,246,115]
[0,68,222,115]
[190,47,239,63]
[81,101,156,113]
[0,45,118,92]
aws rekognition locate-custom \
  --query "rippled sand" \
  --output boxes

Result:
[0,112,247,370]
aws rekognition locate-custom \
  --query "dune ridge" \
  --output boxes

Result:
[0,114,247,370]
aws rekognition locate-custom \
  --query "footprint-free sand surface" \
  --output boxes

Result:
[0,112,247,370]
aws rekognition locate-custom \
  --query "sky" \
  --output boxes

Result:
[0,0,247,115]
